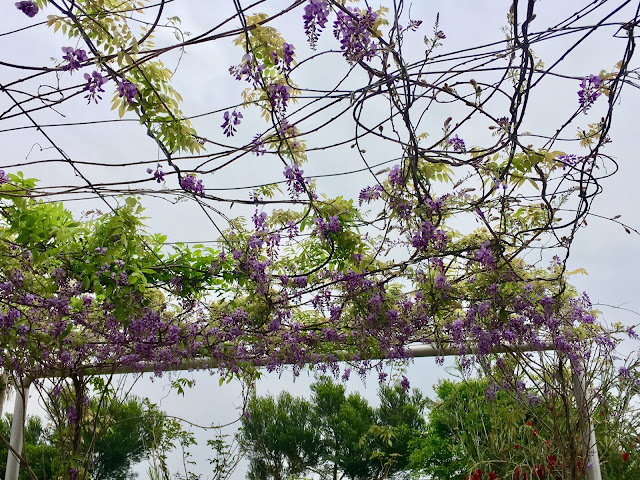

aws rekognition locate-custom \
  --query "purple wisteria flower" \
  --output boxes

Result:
[359,184,383,205]
[388,164,404,189]
[268,83,291,113]
[282,43,295,69]
[400,376,410,391]
[486,382,500,401]
[146,167,165,183]
[425,195,445,213]
[476,241,496,269]
[578,74,602,112]
[83,70,105,104]
[447,134,466,153]
[411,220,448,252]
[333,7,378,63]
[116,80,138,104]
[284,163,310,198]
[315,215,341,238]
[61,47,88,72]
[279,120,299,148]
[180,174,205,196]
[555,153,583,170]
[251,134,267,156]
[15,1,38,17]
[273,43,296,73]
[292,275,308,288]
[221,110,243,137]
[253,210,268,231]
[303,0,330,49]
[327,215,340,233]
[229,53,264,87]
[286,220,299,239]
[0,170,8,185]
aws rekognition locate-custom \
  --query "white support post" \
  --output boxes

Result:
[0,374,7,420]
[572,367,602,480]
[5,379,30,480]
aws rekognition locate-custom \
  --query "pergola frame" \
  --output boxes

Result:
[3,343,602,480]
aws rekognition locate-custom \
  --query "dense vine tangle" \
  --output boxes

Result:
[1,2,640,474]
[2,0,640,477]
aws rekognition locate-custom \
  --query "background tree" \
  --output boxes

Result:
[0,394,171,480]
[85,396,166,480]
[311,376,375,480]
[409,369,640,480]
[0,415,56,480]
[371,383,427,477]
[239,391,322,480]
[239,377,427,480]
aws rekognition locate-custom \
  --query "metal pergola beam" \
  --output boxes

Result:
[3,342,601,480]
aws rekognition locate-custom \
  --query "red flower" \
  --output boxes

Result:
[514,444,521,450]
[547,455,557,466]
[527,421,532,426]
[533,429,538,437]
[472,469,482,480]
[489,471,498,480]
[623,452,630,462]
[534,465,545,479]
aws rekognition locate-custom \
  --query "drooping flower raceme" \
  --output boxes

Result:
[447,134,466,153]
[15,1,38,17]
[61,47,88,72]
[221,110,243,137]
[314,215,341,239]
[229,53,264,87]
[359,184,383,205]
[180,174,205,196]
[273,43,296,73]
[476,241,496,269]
[388,164,404,189]
[282,43,295,70]
[333,7,379,63]
[284,163,313,199]
[251,134,266,156]
[83,71,105,104]
[116,80,138,104]
[578,74,602,112]
[303,0,330,49]
[268,83,292,113]
[279,120,299,148]
[147,167,165,183]
[555,154,583,170]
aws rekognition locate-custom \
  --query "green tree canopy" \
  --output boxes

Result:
[409,374,640,480]
[0,394,169,480]
[239,377,427,480]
